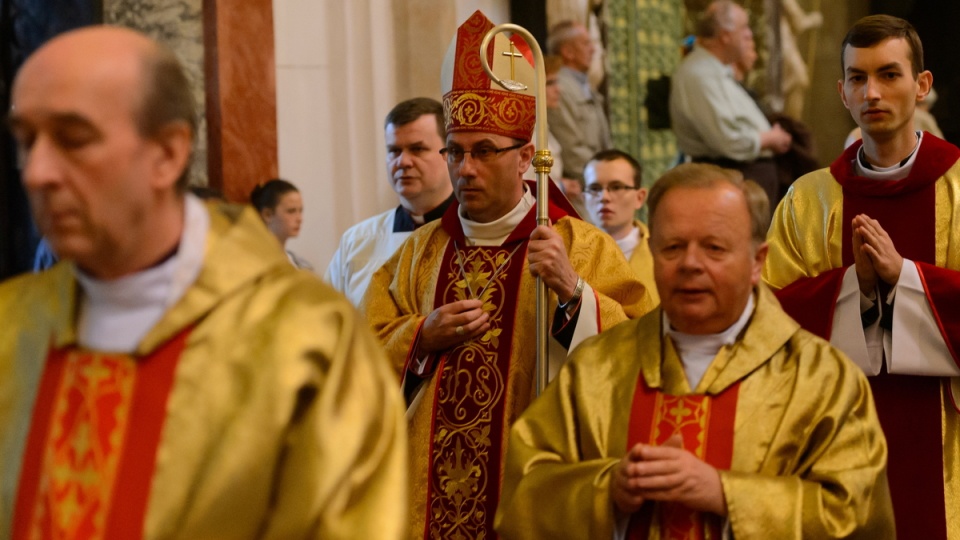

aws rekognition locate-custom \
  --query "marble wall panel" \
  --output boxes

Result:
[204,0,277,202]
[104,0,208,187]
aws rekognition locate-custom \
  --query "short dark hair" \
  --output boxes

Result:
[385,97,445,140]
[841,15,924,77]
[138,44,197,192]
[251,179,299,212]
[695,0,740,39]
[648,163,767,246]
[586,149,643,188]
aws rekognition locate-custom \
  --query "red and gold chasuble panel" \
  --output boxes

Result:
[424,240,527,540]
[14,330,189,540]
[626,376,740,540]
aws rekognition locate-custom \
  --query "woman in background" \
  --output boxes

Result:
[250,179,313,271]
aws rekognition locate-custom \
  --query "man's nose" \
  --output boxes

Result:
[395,149,414,169]
[457,152,480,176]
[20,137,63,191]
[679,246,704,271]
[863,76,882,101]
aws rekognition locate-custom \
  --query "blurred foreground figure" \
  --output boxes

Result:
[0,26,406,539]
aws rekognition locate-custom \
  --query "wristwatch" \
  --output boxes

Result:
[558,276,585,312]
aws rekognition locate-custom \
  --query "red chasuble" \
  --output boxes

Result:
[625,374,739,540]
[775,134,960,539]
[416,182,574,540]
[13,329,189,540]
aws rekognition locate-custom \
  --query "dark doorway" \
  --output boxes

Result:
[510,0,547,52]
[0,0,101,281]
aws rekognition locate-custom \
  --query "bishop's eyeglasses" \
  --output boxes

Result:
[584,182,638,197]
[440,142,525,165]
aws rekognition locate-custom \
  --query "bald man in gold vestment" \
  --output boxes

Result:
[0,27,406,539]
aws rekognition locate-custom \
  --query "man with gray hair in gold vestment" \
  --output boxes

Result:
[0,25,406,539]
[495,163,894,539]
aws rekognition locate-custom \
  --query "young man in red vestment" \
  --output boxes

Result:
[495,163,893,539]
[364,10,653,540]
[764,15,960,539]
[0,26,407,538]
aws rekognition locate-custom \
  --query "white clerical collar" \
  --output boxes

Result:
[75,194,209,352]
[615,225,640,259]
[459,185,535,246]
[662,293,755,390]
[854,131,922,181]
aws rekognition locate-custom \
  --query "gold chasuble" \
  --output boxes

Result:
[0,204,407,539]
[15,331,187,539]
[366,188,651,540]
[495,286,895,539]
[628,220,658,306]
[764,135,960,539]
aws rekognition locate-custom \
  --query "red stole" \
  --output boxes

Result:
[13,328,189,540]
[776,134,960,539]
[625,373,740,540]
[419,183,572,540]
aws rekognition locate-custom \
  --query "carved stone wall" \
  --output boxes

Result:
[103,0,208,187]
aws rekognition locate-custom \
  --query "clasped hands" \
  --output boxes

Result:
[419,224,579,353]
[851,214,903,299]
[611,435,727,518]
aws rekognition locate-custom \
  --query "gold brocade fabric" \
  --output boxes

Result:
[629,220,658,306]
[495,285,895,539]
[428,243,522,539]
[764,164,960,539]
[364,215,652,539]
[0,203,408,539]
[32,351,137,539]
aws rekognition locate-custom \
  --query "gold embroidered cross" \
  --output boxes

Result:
[502,41,523,80]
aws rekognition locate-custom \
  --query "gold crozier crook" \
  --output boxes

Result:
[479,25,553,396]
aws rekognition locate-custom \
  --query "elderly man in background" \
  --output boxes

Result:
[547,20,611,188]
[670,0,792,205]
[495,163,894,539]
[0,26,406,539]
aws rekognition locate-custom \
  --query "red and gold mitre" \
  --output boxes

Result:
[440,10,536,141]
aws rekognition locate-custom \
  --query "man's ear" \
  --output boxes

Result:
[752,241,769,285]
[916,70,933,102]
[635,187,648,210]
[150,120,193,190]
[837,78,850,111]
[518,141,536,175]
